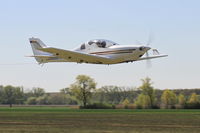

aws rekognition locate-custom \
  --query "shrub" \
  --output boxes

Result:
[36,95,49,105]
[125,104,137,109]
[26,97,37,105]
[80,103,115,109]
[115,104,124,109]
[151,105,160,109]
[185,103,200,109]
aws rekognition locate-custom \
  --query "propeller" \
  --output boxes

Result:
[135,33,154,68]
[145,51,152,68]
[145,34,154,68]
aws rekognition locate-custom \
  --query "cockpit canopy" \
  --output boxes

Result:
[79,39,119,50]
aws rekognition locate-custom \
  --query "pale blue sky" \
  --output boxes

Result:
[0,0,200,92]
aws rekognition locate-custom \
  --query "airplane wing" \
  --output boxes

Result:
[137,54,168,61]
[38,47,112,64]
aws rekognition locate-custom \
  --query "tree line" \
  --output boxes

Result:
[0,75,200,109]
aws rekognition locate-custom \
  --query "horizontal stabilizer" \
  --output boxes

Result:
[26,55,56,58]
[138,54,168,61]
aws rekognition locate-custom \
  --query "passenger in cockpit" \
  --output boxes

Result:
[96,41,106,48]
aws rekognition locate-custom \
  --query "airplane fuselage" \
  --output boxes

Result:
[29,38,166,65]
[76,46,148,64]
[71,39,150,64]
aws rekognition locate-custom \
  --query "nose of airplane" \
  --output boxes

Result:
[145,46,151,51]
[139,46,151,51]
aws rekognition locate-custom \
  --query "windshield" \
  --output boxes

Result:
[87,39,118,48]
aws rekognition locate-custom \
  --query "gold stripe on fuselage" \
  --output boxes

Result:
[90,49,136,55]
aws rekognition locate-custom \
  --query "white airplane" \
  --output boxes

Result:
[28,38,167,65]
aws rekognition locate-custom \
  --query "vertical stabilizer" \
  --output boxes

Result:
[29,37,48,63]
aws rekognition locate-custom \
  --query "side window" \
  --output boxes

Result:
[88,41,93,45]
[96,41,106,48]
[80,44,85,50]
[101,41,106,48]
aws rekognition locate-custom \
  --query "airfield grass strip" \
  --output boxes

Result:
[0,107,199,113]
[0,108,199,133]
[0,122,199,129]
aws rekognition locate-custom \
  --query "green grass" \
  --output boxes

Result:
[0,107,199,133]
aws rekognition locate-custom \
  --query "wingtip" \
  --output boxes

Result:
[163,54,168,57]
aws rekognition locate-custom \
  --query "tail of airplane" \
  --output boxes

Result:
[29,37,47,49]
[29,37,50,64]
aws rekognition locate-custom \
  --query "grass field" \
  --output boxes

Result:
[0,107,199,133]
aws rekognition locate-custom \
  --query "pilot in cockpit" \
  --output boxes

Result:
[79,39,118,50]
